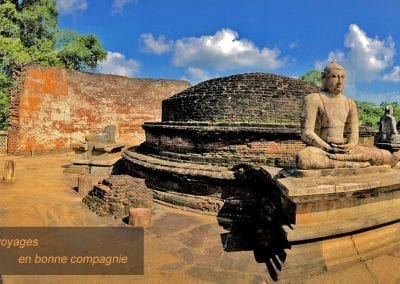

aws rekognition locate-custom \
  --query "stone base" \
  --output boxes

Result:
[278,222,400,280]
[260,165,400,279]
[68,157,121,176]
[375,142,400,152]
[291,164,391,178]
[129,208,151,228]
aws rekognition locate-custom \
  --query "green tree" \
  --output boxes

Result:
[356,101,382,129]
[357,100,400,130]
[56,30,107,71]
[300,70,322,87]
[0,0,107,130]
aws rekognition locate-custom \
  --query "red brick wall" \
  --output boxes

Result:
[7,66,190,154]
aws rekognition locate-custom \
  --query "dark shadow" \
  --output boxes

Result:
[122,216,129,225]
[217,164,293,281]
[111,158,127,175]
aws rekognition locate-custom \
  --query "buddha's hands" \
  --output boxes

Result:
[328,143,352,154]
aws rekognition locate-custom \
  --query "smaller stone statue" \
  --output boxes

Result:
[374,105,400,151]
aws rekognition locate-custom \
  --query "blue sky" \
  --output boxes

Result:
[57,0,400,103]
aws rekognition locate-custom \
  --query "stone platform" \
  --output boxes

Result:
[70,143,125,175]
[261,165,400,279]
[122,147,238,215]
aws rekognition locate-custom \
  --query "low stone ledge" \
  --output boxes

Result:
[261,166,400,201]
[285,207,400,242]
[71,157,121,167]
[122,148,235,181]
[143,122,302,134]
[152,190,224,214]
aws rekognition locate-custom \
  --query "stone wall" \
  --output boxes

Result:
[162,73,319,124]
[7,65,190,154]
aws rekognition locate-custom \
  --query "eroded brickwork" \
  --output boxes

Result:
[83,175,153,218]
[162,73,319,124]
[7,65,190,154]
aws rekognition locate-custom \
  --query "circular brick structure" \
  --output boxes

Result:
[123,73,319,214]
[162,73,318,124]
[141,73,319,167]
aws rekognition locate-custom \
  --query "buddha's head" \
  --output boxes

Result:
[321,62,346,94]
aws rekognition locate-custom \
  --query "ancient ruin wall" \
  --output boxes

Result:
[7,66,190,154]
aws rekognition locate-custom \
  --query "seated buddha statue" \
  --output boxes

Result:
[296,62,398,169]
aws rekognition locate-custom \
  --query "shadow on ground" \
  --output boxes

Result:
[217,164,293,281]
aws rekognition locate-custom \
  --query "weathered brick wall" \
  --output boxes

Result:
[162,73,319,124]
[141,123,304,166]
[7,65,190,154]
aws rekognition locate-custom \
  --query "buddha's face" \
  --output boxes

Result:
[324,68,346,94]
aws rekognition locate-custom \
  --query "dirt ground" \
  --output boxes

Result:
[0,153,400,284]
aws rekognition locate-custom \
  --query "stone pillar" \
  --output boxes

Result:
[129,208,151,228]
[3,160,15,181]
[78,175,90,195]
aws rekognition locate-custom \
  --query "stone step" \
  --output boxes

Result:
[123,148,235,181]
[63,164,89,174]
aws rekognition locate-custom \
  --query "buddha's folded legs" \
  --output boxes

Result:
[296,146,397,170]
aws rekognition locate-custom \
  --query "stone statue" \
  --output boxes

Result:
[296,62,397,169]
[375,105,400,144]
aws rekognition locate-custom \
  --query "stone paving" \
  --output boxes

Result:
[0,153,400,283]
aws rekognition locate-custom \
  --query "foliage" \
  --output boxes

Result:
[0,72,10,130]
[356,101,382,128]
[299,70,322,87]
[0,0,107,130]
[356,101,400,129]
[56,30,107,71]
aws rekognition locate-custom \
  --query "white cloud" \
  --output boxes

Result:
[383,66,400,82]
[180,67,215,84]
[57,0,88,15]
[112,0,137,14]
[172,29,285,71]
[97,51,140,77]
[345,24,395,80]
[316,24,395,81]
[139,33,173,55]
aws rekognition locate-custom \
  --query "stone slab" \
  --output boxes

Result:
[284,206,400,241]
[295,164,391,178]
[129,208,151,228]
[71,157,121,166]
[261,166,400,200]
